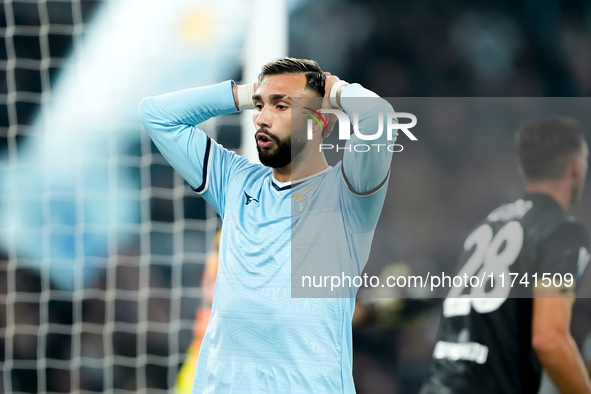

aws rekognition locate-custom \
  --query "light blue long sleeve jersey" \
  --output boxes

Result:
[139,80,395,393]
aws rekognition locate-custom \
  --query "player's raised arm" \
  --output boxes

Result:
[138,81,256,216]
[138,81,238,188]
[324,74,395,195]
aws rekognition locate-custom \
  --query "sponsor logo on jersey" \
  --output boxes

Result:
[244,191,260,206]
[433,340,489,365]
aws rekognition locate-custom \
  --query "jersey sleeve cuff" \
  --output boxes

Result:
[208,80,241,116]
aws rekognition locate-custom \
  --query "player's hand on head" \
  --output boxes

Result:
[233,81,259,111]
[323,72,340,110]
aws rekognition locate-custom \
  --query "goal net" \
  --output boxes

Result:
[0,0,286,392]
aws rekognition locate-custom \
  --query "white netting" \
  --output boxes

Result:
[0,0,286,392]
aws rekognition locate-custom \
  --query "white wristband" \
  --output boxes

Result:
[329,80,349,109]
[236,83,255,110]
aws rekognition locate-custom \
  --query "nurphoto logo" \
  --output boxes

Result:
[303,107,418,152]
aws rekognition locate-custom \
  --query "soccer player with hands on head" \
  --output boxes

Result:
[139,57,396,393]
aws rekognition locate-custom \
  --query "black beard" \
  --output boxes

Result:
[256,130,307,168]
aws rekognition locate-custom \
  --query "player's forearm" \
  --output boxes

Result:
[340,84,394,193]
[535,334,591,393]
[139,81,238,132]
[138,81,238,189]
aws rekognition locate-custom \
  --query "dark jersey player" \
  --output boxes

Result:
[422,116,591,394]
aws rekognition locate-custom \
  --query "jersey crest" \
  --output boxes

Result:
[288,185,318,213]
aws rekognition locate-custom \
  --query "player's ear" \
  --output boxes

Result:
[311,118,323,135]
[322,113,337,139]
[573,155,582,174]
[568,155,584,181]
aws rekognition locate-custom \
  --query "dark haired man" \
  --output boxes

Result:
[139,57,395,392]
[421,116,591,394]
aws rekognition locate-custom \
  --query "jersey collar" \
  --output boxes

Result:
[271,166,332,191]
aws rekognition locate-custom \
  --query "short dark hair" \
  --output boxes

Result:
[258,57,325,97]
[516,116,586,181]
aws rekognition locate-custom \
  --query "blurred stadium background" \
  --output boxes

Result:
[1,0,591,393]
